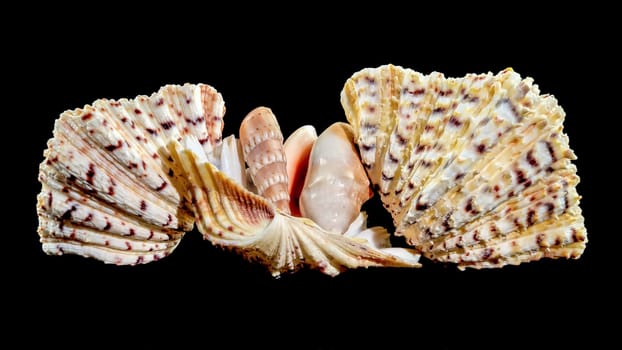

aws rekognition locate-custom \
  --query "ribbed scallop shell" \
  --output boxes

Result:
[341,64,587,269]
[37,83,225,264]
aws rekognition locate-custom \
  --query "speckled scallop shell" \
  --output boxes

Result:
[341,64,587,269]
[37,83,225,264]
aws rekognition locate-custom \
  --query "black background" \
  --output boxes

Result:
[8,11,616,348]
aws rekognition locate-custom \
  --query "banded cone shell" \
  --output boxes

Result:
[37,83,225,264]
[342,64,587,269]
[239,107,290,214]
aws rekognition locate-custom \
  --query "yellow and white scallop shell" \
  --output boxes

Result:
[341,64,587,269]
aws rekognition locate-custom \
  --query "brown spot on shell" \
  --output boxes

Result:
[81,113,93,121]
[161,121,175,130]
[155,181,167,191]
[104,140,123,152]
[86,164,95,186]
[397,134,408,146]
[545,141,557,162]
[526,150,539,167]
[515,169,528,184]
[482,248,494,260]
[449,116,462,127]
[361,144,375,152]
[572,228,585,242]
[415,200,429,211]
[527,210,536,226]
[465,198,479,215]
[140,200,147,211]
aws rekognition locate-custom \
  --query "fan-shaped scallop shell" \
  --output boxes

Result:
[341,64,587,269]
[37,84,225,264]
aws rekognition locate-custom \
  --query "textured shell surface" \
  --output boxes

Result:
[37,83,225,264]
[36,64,587,275]
[239,107,291,214]
[341,64,587,269]
[299,122,373,234]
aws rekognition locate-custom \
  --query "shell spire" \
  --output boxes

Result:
[239,107,291,214]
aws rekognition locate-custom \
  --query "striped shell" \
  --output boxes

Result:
[37,84,224,264]
[342,64,587,269]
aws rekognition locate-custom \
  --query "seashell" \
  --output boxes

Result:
[342,64,587,269]
[37,83,225,264]
[168,136,420,276]
[283,125,317,216]
[299,122,373,234]
[239,107,291,214]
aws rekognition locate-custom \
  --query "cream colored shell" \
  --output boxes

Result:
[341,64,587,269]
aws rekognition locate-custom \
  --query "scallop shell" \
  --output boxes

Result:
[341,64,587,269]
[37,83,225,264]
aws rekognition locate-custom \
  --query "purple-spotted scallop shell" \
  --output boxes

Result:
[341,64,587,269]
[37,84,224,264]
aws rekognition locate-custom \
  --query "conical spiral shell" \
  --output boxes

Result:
[239,107,291,214]
[342,64,587,269]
